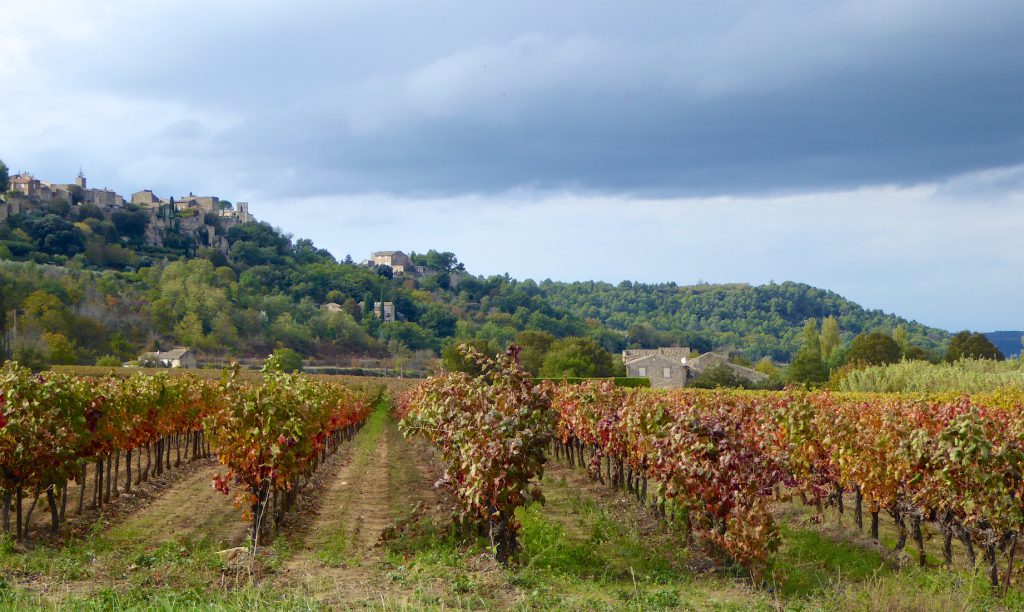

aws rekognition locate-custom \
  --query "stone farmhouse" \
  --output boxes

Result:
[622,347,691,388]
[137,347,197,368]
[623,347,769,388]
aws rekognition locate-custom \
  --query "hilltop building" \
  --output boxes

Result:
[2,168,260,257]
[368,251,425,276]
[9,171,125,210]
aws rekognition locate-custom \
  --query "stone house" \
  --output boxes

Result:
[175,194,220,213]
[622,347,691,388]
[138,347,197,368]
[9,174,70,202]
[10,172,123,209]
[623,347,769,388]
[684,351,769,385]
[221,202,253,224]
[82,188,125,209]
[131,190,162,206]
[374,301,396,322]
[10,174,44,198]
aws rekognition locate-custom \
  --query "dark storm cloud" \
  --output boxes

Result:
[7,0,1021,198]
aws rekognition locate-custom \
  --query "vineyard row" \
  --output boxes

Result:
[0,355,377,544]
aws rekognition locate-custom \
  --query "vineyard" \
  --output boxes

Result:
[398,346,1024,608]
[2,350,1024,609]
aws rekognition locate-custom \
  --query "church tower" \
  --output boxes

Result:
[75,169,87,189]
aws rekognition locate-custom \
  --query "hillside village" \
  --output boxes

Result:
[1,169,254,257]
[0,163,978,387]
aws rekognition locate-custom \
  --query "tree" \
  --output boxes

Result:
[441,339,497,375]
[211,311,241,350]
[845,332,902,366]
[0,159,8,193]
[418,305,457,338]
[801,319,821,358]
[627,323,669,348]
[819,316,841,361]
[174,312,207,348]
[20,215,85,257]
[787,350,829,385]
[378,321,436,352]
[269,313,311,351]
[47,198,71,216]
[111,210,148,242]
[269,347,303,373]
[413,250,462,273]
[108,331,133,359]
[892,324,909,353]
[388,340,412,377]
[43,332,78,365]
[539,337,615,378]
[902,345,931,361]
[788,319,827,385]
[754,357,780,380]
[945,331,1004,362]
[515,330,555,375]
[21,290,70,335]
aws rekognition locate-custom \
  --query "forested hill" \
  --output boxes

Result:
[0,186,951,367]
[521,280,949,360]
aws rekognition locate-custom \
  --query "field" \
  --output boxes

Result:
[2,362,1023,610]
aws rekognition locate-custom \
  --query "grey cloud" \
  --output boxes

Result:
[5,0,1021,199]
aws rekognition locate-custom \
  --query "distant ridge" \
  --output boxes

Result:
[984,331,1024,359]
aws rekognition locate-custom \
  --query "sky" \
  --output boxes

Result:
[1,0,1022,332]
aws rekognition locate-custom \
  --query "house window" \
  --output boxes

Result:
[638,367,646,377]
[663,367,671,378]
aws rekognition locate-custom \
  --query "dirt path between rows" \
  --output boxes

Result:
[15,448,215,541]
[278,409,452,606]
[111,461,249,549]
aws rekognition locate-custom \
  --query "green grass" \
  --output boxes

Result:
[0,584,325,611]
[310,398,391,568]
[314,532,349,568]
[772,524,891,597]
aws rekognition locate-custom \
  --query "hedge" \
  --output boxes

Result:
[533,377,651,388]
